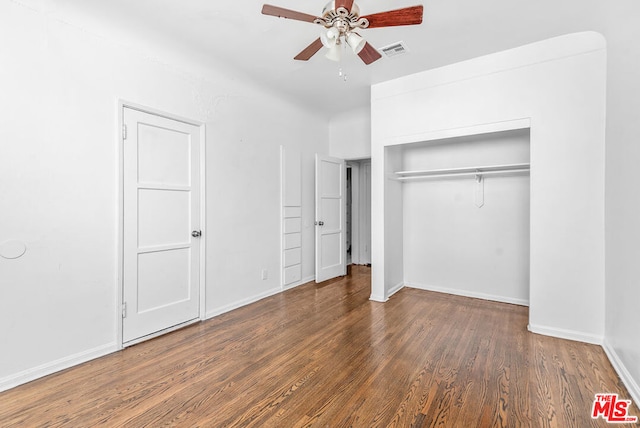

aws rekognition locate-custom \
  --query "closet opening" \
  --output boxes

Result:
[387,128,531,306]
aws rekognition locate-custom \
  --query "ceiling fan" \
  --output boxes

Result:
[262,1,424,65]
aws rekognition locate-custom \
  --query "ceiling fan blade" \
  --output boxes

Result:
[335,0,355,12]
[361,5,424,28]
[262,4,321,23]
[357,42,382,65]
[294,38,324,61]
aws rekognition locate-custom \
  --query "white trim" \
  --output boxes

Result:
[388,281,404,298]
[118,100,203,127]
[198,122,207,321]
[527,323,603,345]
[283,275,315,291]
[0,343,117,393]
[280,145,285,289]
[370,293,388,303]
[206,287,283,319]
[603,340,640,409]
[116,99,125,351]
[117,100,207,348]
[405,282,529,307]
[123,319,200,348]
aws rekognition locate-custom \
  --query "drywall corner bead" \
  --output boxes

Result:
[0,240,27,259]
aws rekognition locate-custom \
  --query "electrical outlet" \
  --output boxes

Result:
[261,269,268,280]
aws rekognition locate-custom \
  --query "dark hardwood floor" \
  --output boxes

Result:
[1,265,637,427]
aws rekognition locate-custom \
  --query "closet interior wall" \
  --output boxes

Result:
[394,129,531,306]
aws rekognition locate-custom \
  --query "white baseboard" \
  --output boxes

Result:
[370,293,387,302]
[207,275,317,320]
[405,282,529,307]
[0,343,117,393]
[388,282,404,298]
[206,286,283,319]
[603,340,640,408]
[283,275,315,291]
[527,323,603,345]
[370,282,405,303]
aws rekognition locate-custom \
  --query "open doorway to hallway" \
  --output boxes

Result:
[346,159,371,267]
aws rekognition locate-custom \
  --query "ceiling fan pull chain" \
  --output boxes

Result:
[338,67,347,82]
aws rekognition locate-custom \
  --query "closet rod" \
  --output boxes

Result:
[394,162,530,178]
[394,168,530,182]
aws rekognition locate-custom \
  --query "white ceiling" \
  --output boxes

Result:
[53,0,606,116]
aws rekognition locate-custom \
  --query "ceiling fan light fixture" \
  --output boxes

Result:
[325,44,342,62]
[345,32,366,54]
[320,26,341,48]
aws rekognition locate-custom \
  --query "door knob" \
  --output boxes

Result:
[315,221,324,226]
[192,230,202,238]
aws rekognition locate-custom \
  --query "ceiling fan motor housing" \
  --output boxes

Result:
[315,1,369,30]
[322,1,359,17]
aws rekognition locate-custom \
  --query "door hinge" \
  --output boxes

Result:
[122,124,128,140]
[122,302,127,319]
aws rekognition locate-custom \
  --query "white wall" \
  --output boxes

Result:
[329,106,371,160]
[399,130,530,306]
[371,33,606,344]
[204,96,322,316]
[0,1,327,390]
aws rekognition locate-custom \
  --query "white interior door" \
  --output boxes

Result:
[123,107,201,345]
[315,154,346,282]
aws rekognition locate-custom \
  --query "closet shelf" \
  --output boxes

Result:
[391,163,530,181]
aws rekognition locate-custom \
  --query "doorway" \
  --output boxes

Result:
[312,155,372,283]
[346,159,371,266]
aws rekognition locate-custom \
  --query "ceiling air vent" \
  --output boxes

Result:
[380,41,409,58]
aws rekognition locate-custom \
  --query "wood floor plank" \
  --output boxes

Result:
[0,266,638,427]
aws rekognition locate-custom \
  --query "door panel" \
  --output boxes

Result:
[138,190,191,247]
[137,124,191,186]
[123,107,201,345]
[321,199,341,230]
[321,161,342,195]
[321,233,342,267]
[137,249,191,313]
[315,154,346,282]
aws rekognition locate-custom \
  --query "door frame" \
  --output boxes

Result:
[116,100,207,349]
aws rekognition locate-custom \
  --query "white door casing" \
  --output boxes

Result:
[315,154,347,282]
[122,107,201,345]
